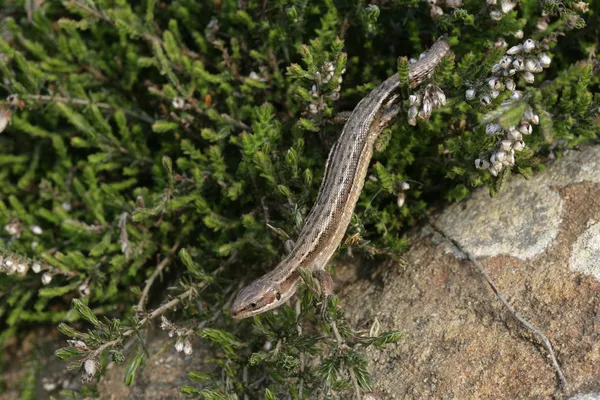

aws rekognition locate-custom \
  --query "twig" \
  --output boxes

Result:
[136,241,180,311]
[427,222,569,395]
[136,257,172,311]
[21,94,154,124]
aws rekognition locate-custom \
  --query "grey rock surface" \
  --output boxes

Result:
[341,145,600,399]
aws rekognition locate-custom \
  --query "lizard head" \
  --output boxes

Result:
[230,272,300,319]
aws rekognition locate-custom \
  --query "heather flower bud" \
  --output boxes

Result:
[507,45,522,55]
[175,339,184,352]
[513,140,525,151]
[539,54,551,68]
[488,78,501,90]
[514,30,524,39]
[490,10,502,20]
[465,89,476,100]
[522,39,535,52]
[506,129,522,141]
[396,193,405,208]
[82,359,97,382]
[0,107,12,134]
[480,95,492,106]
[42,273,52,285]
[475,159,490,169]
[32,263,42,273]
[512,58,524,70]
[531,114,540,125]
[500,140,513,151]
[409,95,421,106]
[501,0,516,13]
[499,56,513,69]
[183,339,193,355]
[519,122,532,135]
[504,78,516,91]
[510,91,523,101]
[522,71,535,84]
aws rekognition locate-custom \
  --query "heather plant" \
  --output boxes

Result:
[0,0,598,399]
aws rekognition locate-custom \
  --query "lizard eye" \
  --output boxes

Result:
[249,302,257,308]
[275,292,281,300]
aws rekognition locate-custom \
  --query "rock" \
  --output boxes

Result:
[341,146,600,399]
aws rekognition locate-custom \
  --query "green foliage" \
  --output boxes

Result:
[0,0,598,398]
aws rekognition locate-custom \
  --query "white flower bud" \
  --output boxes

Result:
[488,165,501,176]
[61,202,72,212]
[435,89,447,106]
[512,58,524,70]
[539,54,551,68]
[524,58,537,72]
[519,122,532,135]
[83,359,96,381]
[480,95,492,105]
[504,78,516,91]
[496,151,506,162]
[408,106,419,124]
[486,123,502,136]
[507,45,522,55]
[510,91,523,101]
[504,151,515,166]
[42,273,52,285]
[501,0,516,13]
[172,98,185,109]
[531,114,540,125]
[491,64,502,74]
[419,99,432,120]
[431,6,444,16]
[506,129,522,141]
[488,78,501,90]
[4,258,13,268]
[513,140,525,151]
[500,140,513,151]
[495,38,507,48]
[31,225,43,235]
[499,56,513,69]
[522,71,535,83]
[475,159,490,170]
[490,10,502,20]
[506,68,517,76]
[17,264,27,275]
[514,30,524,39]
[396,193,405,208]
[78,282,90,296]
[465,89,476,100]
[409,94,421,106]
[490,90,500,99]
[183,339,193,355]
[175,339,184,352]
[522,39,536,52]
[523,108,534,121]
[536,19,549,32]
[0,108,12,134]
[399,181,410,191]
[32,263,42,273]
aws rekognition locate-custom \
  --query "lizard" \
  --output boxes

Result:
[230,37,450,320]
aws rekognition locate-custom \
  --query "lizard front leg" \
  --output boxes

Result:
[313,268,334,321]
